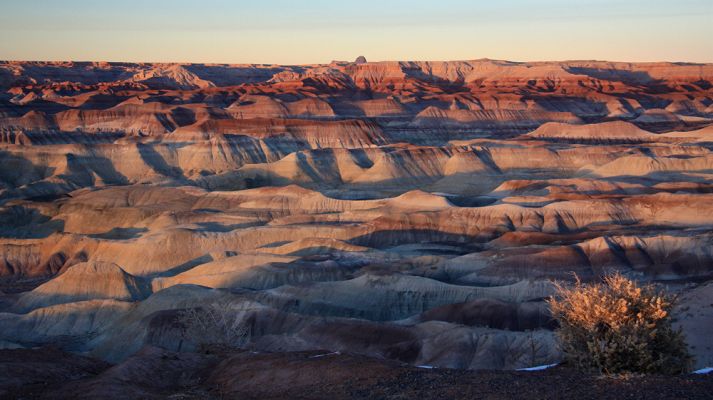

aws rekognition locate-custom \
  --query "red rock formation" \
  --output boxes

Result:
[0,59,712,372]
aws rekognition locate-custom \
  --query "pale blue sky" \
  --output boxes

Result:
[1,0,711,64]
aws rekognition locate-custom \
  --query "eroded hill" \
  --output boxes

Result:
[0,59,712,372]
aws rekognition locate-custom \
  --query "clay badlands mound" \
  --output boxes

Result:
[1,59,713,396]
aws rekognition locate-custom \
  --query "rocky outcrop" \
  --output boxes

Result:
[15,262,150,311]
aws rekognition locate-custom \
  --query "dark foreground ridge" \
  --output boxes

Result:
[1,347,712,400]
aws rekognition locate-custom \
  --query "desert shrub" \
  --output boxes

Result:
[178,300,252,350]
[547,273,692,374]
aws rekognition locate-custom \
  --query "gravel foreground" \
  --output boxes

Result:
[1,347,711,400]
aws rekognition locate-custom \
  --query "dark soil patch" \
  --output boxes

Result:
[1,347,711,400]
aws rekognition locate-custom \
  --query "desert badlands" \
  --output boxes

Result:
[1,59,713,398]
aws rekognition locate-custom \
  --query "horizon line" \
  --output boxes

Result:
[3,57,713,67]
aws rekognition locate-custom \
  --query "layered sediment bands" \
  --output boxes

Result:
[255,274,554,321]
[15,261,150,312]
[525,121,656,143]
[1,59,712,370]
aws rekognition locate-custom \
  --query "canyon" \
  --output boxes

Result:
[1,59,712,392]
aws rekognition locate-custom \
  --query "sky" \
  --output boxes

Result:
[1,0,712,64]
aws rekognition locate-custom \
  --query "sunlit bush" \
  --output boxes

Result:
[547,273,692,374]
